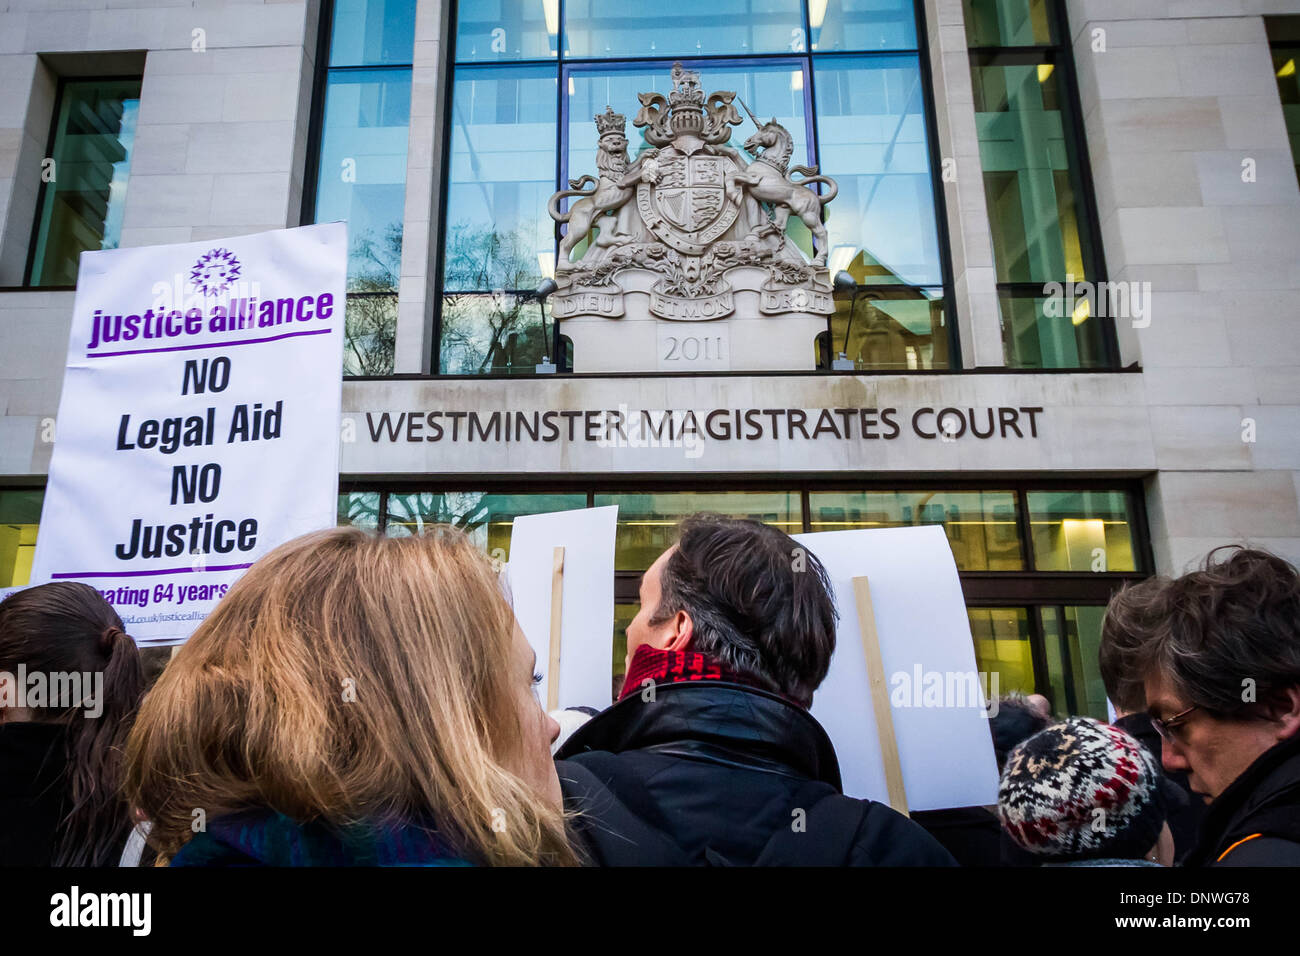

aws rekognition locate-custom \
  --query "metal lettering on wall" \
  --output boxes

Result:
[362,406,1045,447]
[546,63,838,373]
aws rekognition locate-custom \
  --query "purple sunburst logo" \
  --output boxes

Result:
[189,248,242,297]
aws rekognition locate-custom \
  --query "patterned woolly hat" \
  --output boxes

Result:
[998,716,1167,862]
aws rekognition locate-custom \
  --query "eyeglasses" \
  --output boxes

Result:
[1150,704,1200,743]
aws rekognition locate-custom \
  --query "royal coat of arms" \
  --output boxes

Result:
[547,63,838,324]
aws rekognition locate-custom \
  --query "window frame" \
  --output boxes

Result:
[23,73,143,290]
[965,0,1119,370]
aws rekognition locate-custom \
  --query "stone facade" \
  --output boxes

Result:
[1,0,1299,573]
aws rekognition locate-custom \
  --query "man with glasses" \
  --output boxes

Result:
[1100,547,1300,866]
[1100,610,1205,863]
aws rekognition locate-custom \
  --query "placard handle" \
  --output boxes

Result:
[853,575,909,816]
[547,546,565,711]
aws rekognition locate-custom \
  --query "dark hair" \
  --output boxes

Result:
[649,514,837,706]
[0,583,145,866]
[1099,577,1168,714]
[1102,547,1300,720]
[989,694,1052,770]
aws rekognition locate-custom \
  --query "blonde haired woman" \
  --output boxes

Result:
[124,526,577,866]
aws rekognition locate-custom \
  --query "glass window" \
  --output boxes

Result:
[440,65,558,373]
[1040,604,1108,719]
[593,491,801,570]
[962,0,1054,47]
[27,80,140,287]
[338,491,382,529]
[314,70,412,374]
[811,0,918,52]
[828,285,948,369]
[1027,490,1137,572]
[0,490,42,588]
[998,290,1106,369]
[312,0,415,376]
[809,490,1023,570]
[972,58,1086,284]
[384,492,586,558]
[455,0,557,62]
[566,62,810,171]
[968,20,1109,370]
[443,65,556,293]
[1268,18,1300,187]
[441,292,552,375]
[315,71,412,285]
[330,0,417,66]
[563,0,806,59]
[815,56,943,288]
[968,606,1034,697]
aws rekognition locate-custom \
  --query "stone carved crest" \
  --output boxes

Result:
[547,63,838,324]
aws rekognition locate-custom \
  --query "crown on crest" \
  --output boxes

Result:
[594,106,626,136]
[668,62,705,110]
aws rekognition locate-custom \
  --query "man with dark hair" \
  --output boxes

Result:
[555,515,954,866]
[1100,547,1300,866]
[1099,578,1205,863]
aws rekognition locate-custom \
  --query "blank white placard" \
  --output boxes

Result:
[794,525,1000,810]
[506,505,618,711]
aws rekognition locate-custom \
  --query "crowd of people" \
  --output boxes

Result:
[1,514,1298,867]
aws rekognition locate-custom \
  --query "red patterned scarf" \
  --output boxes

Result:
[618,645,787,703]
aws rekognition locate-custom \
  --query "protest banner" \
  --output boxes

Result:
[505,506,618,711]
[28,223,347,644]
[794,525,1000,811]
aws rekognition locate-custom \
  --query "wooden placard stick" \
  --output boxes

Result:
[547,546,565,712]
[852,575,909,817]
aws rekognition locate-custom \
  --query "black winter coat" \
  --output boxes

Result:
[1184,731,1300,867]
[555,681,957,866]
[0,722,71,866]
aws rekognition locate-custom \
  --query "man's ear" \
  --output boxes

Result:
[664,610,693,652]
[1273,685,1300,741]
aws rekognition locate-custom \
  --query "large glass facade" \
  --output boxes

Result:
[441,0,950,373]
[964,0,1111,369]
[333,481,1145,718]
[27,80,140,287]
[311,0,416,375]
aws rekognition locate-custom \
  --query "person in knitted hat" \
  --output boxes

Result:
[998,716,1174,867]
